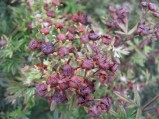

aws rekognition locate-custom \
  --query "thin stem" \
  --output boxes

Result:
[131,94,159,116]
[84,69,87,79]
[141,94,159,111]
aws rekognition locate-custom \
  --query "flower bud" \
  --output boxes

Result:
[61,64,74,77]
[53,91,68,104]
[66,32,75,41]
[80,34,89,44]
[153,12,159,18]
[40,28,50,35]
[55,21,65,29]
[101,34,112,45]
[58,47,69,57]
[46,73,59,87]
[57,33,67,42]
[52,0,60,6]
[88,30,100,41]
[81,58,94,70]
[140,1,148,7]
[148,2,157,12]
[46,10,56,18]
[89,105,102,118]
[29,39,40,50]
[69,76,82,89]
[41,42,54,54]
[36,83,48,97]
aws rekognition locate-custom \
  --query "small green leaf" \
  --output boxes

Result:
[136,108,142,119]
[133,84,141,106]
[114,91,136,105]
[128,24,138,35]
[110,108,120,118]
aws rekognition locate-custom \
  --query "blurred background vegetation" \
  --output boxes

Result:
[0,0,159,119]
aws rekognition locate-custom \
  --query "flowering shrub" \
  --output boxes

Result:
[27,0,119,118]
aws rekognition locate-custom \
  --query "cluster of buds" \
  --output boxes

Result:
[105,2,159,41]
[106,6,129,29]
[28,0,118,118]
[137,1,159,38]
[140,1,157,13]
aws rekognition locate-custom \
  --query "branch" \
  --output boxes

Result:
[141,94,159,111]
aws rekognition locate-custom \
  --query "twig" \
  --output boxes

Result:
[131,94,159,116]
[141,94,159,111]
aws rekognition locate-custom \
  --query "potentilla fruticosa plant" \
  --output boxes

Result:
[27,0,159,118]
[27,0,119,118]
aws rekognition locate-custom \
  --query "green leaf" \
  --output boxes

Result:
[110,108,120,118]
[114,91,136,105]
[119,106,127,118]
[133,84,141,107]
[136,108,142,119]
[128,24,138,35]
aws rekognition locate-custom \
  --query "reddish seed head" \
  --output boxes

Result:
[72,13,79,22]
[66,32,75,41]
[106,22,116,29]
[41,42,53,54]
[59,80,69,90]
[140,1,148,7]
[58,47,69,57]
[97,56,107,69]
[148,2,157,12]
[69,76,82,89]
[127,81,134,90]
[89,105,102,118]
[43,19,52,27]
[77,25,86,33]
[36,63,47,70]
[61,64,74,77]
[36,83,48,97]
[0,39,7,47]
[77,95,93,107]
[40,28,50,35]
[88,30,100,41]
[57,33,67,42]
[52,0,60,6]
[90,43,99,52]
[29,39,40,50]
[46,10,56,18]
[80,34,89,44]
[111,63,118,72]
[153,12,159,18]
[117,7,129,19]
[43,3,49,11]
[80,80,95,96]
[27,22,34,30]
[101,34,112,45]
[82,58,94,70]
[137,23,149,36]
[99,96,112,112]
[55,21,65,29]
[53,91,68,104]
[68,45,75,53]
[109,6,116,13]
[67,27,75,34]
[79,13,87,25]
[46,73,59,87]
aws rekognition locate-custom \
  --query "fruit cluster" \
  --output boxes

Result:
[28,0,118,118]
